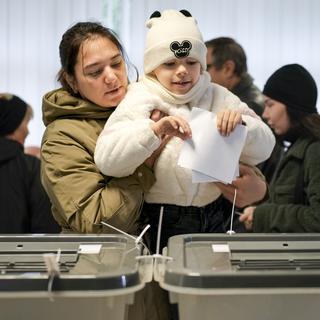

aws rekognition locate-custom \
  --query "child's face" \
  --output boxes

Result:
[153,57,201,94]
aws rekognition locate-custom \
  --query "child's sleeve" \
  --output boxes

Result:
[223,91,275,165]
[94,85,162,178]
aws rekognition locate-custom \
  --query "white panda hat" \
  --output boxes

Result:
[143,9,207,74]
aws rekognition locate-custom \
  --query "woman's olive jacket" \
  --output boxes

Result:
[41,89,155,233]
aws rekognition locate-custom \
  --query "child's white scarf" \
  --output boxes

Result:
[142,71,211,106]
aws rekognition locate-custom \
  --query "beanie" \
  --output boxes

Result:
[263,64,318,114]
[0,93,28,136]
[144,9,207,74]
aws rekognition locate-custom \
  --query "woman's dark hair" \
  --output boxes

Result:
[57,21,137,93]
[284,108,320,141]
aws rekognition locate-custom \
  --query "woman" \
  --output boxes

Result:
[41,21,267,236]
[41,22,158,234]
[240,64,320,232]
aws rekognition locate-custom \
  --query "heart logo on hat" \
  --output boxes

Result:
[170,40,192,58]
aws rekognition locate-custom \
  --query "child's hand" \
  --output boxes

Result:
[151,115,192,140]
[216,109,242,136]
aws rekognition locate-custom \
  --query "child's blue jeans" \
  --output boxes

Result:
[142,197,226,254]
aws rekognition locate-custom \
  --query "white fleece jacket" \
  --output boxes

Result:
[95,72,275,207]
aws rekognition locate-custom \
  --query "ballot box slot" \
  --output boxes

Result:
[232,259,320,270]
[0,250,78,274]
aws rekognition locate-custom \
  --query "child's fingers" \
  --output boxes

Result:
[216,110,225,131]
[178,120,192,138]
[226,113,235,136]
[228,111,242,131]
[222,110,242,135]
[166,116,191,139]
[175,118,192,139]
[219,110,231,136]
[233,113,242,130]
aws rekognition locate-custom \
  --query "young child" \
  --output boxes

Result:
[95,9,275,251]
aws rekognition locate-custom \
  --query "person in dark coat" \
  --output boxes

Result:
[240,64,320,232]
[0,93,61,233]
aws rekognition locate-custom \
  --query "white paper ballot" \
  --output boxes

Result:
[178,107,247,184]
[192,165,239,183]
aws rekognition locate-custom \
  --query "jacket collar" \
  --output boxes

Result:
[285,138,314,161]
[232,73,253,96]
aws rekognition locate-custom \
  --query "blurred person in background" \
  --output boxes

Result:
[0,93,61,233]
[240,64,320,232]
[205,37,264,116]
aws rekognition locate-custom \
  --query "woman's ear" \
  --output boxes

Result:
[65,73,78,94]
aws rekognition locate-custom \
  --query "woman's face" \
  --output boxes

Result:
[262,97,291,135]
[71,36,128,108]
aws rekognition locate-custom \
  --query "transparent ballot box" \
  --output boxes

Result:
[0,234,151,320]
[157,234,320,320]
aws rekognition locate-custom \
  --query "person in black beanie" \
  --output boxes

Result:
[239,64,320,232]
[0,93,60,233]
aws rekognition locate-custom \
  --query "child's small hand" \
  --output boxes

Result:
[151,115,192,140]
[216,109,242,136]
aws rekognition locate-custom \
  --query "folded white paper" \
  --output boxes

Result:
[178,107,247,184]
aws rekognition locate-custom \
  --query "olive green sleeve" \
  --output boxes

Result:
[41,133,155,234]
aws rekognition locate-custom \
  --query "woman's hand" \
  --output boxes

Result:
[144,135,171,168]
[144,109,176,169]
[216,164,267,208]
[216,109,242,136]
[150,109,166,122]
[239,206,256,231]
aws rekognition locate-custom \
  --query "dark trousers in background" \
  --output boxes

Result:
[142,196,226,254]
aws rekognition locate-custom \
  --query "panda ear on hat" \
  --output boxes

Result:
[149,9,192,19]
[180,10,192,17]
[149,11,161,19]
[146,11,161,28]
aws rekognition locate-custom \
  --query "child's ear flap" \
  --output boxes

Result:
[149,11,161,19]
[180,10,192,17]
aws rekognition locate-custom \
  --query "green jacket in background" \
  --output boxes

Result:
[253,138,320,232]
[41,89,155,233]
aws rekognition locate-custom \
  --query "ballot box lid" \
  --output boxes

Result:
[163,233,320,289]
[0,234,143,292]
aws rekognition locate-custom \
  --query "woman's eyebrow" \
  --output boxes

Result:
[83,53,122,71]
